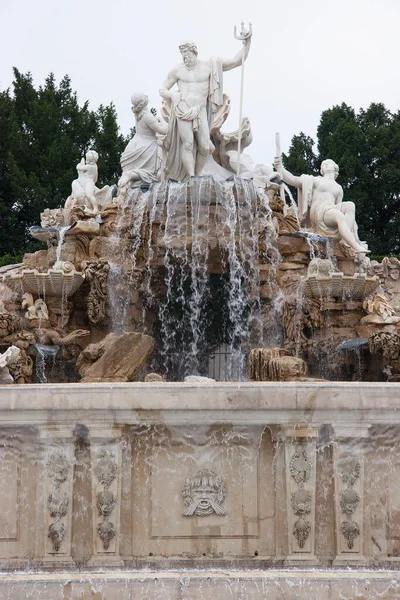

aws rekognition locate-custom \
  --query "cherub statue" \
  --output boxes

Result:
[65,150,112,215]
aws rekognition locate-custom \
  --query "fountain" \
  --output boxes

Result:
[0,26,400,599]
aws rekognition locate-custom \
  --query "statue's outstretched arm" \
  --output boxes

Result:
[274,156,302,188]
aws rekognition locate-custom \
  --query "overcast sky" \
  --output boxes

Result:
[0,0,399,166]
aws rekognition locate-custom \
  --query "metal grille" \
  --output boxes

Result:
[207,344,247,381]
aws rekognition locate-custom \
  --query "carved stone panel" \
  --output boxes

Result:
[284,428,318,560]
[43,445,74,559]
[334,451,364,558]
[91,443,122,558]
[148,428,260,541]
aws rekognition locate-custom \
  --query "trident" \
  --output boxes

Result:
[234,21,252,176]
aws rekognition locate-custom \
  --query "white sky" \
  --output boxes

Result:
[1,0,399,165]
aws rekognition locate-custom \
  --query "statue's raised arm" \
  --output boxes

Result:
[222,23,252,71]
[274,156,303,188]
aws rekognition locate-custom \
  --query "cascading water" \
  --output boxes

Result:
[187,176,212,374]
[214,178,258,379]
[106,177,285,380]
[108,187,146,332]
[34,343,60,383]
[53,225,70,269]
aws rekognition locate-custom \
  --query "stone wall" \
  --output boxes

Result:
[0,382,399,571]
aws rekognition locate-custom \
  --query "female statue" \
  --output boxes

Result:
[274,157,369,254]
[118,93,168,196]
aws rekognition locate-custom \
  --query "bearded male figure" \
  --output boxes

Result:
[159,31,251,181]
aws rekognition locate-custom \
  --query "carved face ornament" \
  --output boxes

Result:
[182,469,226,517]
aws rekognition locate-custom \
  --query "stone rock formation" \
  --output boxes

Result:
[249,348,308,381]
[76,332,154,382]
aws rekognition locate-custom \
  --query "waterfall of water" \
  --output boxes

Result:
[158,181,189,378]
[112,178,281,381]
[141,181,168,333]
[257,187,284,347]
[214,178,258,380]
[34,343,60,383]
[187,176,212,374]
[108,187,145,332]
[53,225,70,269]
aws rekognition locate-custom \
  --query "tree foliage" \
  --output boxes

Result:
[283,103,400,255]
[0,69,127,260]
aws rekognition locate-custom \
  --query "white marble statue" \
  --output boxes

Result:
[0,345,20,384]
[274,157,369,254]
[118,93,168,196]
[159,30,252,181]
[65,150,112,215]
[226,150,281,189]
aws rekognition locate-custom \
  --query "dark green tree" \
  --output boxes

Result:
[94,103,127,186]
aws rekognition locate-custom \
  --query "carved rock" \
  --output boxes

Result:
[77,332,154,382]
[369,330,400,360]
[82,259,110,325]
[249,348,307,381]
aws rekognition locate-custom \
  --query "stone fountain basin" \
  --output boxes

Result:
[304,272,379,300]
[0,268,84,297]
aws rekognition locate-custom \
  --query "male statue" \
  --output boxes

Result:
[159,30,251,181]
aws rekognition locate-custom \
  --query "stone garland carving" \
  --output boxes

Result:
[181,469,226,517]
[339,456,361,549]
[289,446,312,549]
[95,448,117,550]
[82,259,110,325]
[46,450,70,552]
